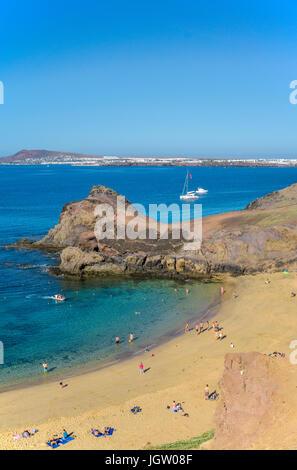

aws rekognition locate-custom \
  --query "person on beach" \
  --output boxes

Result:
[204,385,210,400]
[195,324,199,334]
[199,322,204,334]
[115,336,120,344]
[63,429,68,439]
[220,286,224,295]
[139,362,144,374]
[129,333,134,343]
[206,320,210,330]
[185,322,189,333]
[42,362,47,373]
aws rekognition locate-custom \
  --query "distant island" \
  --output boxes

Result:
[1,149,297,167]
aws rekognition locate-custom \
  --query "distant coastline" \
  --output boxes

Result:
[1,149,297,167]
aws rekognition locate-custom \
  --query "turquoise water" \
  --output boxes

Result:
[1,165,297,388]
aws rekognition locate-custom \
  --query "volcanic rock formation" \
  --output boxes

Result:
[13,183,297,278]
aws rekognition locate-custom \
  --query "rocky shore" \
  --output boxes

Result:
[13,182,297,278]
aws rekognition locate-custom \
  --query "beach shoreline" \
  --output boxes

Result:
[0,279,223,394]
[1,271,297,450]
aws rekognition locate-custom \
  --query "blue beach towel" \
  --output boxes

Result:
[46,441,60,449]
[46,436,75,449]
[60,436,75,444]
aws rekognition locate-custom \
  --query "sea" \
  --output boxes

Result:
[1,164,297,389]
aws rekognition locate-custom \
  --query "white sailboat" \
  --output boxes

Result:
[180,171,199,201]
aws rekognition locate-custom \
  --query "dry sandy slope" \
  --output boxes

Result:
[0,272,297,450]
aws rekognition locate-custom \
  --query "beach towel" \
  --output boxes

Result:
[46,436,74,449]
[172,406,184,413]
[60,436,75,445]
[92,428,114,437]
[46,441,60,449]
[209,393,219,400]
[130,406,142,414]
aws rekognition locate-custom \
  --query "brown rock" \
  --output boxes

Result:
[213,352,279,450]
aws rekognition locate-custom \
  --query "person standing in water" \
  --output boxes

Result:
[42,362,48,373]
[129,333,134,343]
[185,322,189,333]
[115,336,120,344]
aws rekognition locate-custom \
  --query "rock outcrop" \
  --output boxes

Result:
[13,182,297,278]
[212,352,281,450]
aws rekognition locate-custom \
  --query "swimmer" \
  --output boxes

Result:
[129,333,134,343]
[115,336,120,344]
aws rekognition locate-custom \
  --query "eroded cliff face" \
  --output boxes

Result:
[212,352,285,450]
[14,182,297,278]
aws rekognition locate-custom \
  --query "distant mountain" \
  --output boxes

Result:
[0,149,106,164]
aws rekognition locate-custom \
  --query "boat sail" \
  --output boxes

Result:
[180,171,199,201]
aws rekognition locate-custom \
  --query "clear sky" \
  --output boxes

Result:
[0,0,297,158]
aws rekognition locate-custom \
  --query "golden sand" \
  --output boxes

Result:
[1,272,297,450]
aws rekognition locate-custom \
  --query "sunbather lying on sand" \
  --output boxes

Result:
[266,351,286,358]
[172,401,183,412]
[49,438,59,446]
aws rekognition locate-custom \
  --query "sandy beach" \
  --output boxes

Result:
[1,271,297,450]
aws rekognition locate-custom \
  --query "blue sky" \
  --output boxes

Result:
[0,0,297,157]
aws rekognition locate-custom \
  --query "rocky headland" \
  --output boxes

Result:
[13,182,297,278]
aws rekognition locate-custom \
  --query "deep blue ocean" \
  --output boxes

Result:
[1,164,297,389]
